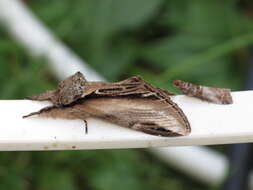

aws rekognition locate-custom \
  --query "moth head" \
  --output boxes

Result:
[57,72,87,105]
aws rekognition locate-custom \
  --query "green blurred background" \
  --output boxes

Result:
[1,0,253,189]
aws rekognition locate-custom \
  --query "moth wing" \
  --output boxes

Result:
[23,96,190,137]
[86,76,174,97]
[81,97,190,136]
[85,77,147,96]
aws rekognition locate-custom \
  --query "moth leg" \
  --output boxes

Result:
[27,90,60,106]
[83,120,88,134]
[22,106,55,118]
[27,90,55,101]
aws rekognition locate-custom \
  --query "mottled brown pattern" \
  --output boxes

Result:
[28,72,87,106]
[27,73,175,107]
[173,80,233,104]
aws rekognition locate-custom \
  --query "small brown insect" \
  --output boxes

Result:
[23,72,191,137]
[173,80,233,104]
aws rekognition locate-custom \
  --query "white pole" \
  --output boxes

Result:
[150,147,228,185]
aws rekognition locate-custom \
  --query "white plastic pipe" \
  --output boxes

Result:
[150,147,228,185]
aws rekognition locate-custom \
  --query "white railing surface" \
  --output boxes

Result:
[1,91,253,150]
[1,0,251,187]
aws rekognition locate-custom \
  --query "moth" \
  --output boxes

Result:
[173,80,233,104]
[23,72,191,137]
[27,72,175,106]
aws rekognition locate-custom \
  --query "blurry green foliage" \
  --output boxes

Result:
[30,0,253,90]
[0,31,55,99]
[1,0,253,189]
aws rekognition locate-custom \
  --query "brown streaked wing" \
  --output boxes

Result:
[86,76,174,97]
[85,76,148,96]
[74,97,190,136]
[23,96,190,137]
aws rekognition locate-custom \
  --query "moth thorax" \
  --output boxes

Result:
[59,85,86,105]
[58,72,87,105]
